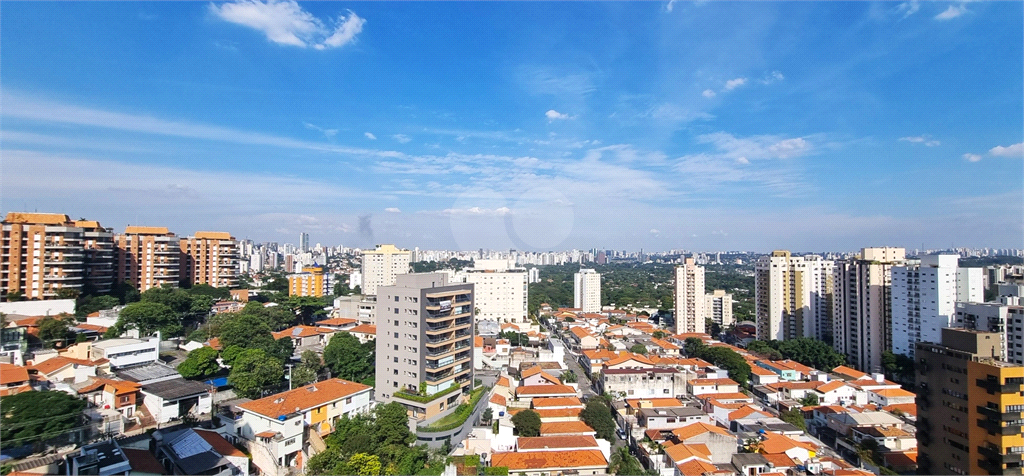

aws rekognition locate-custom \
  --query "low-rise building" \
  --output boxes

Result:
[156,428,250,476]
[89,334,161,370]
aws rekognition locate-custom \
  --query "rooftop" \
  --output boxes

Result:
[239,378,371,419]
[539,421,595,435]
[490,450,606,470]
[141,378,210,400]
[516,435,599,451]
[116,362,181,383]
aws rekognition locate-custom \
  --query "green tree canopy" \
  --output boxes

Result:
[1,391,86,448]
[217,313,292,361]
[291,350,323,387]
[228,349,284,398]
[373,402,415,447]
[608,446,651,475]
[112,301,181,337]
[37,315,74,348]
[629,343,648,355]
[580,400,616,441]
[323,332,374,382]
[511,409,541,437]
[178,346,221,379]
[780,408,806,431]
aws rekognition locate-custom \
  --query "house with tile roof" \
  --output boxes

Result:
[231,378,373,475]
[520,365,561,386]
[758,431,817,463]
[515,384,578,405]
[663,443,715,473]
[272,325,336,350]
[867,387,916,406]
[490,449,607,476]
[852,425,917,452]
[76,378,142,419]
[687,378,740,397]
[539,421,596,437]
[343,324,376,344]
[30,356,109,386]
[0,362,31,396]
[568,326,601,350]
[668,422,736,464]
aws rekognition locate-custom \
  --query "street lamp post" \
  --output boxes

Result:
[286,364,294,390]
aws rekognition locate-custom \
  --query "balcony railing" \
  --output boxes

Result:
[979,446,1024,465]
[978,418,1024,436]
[978,379,1023,394]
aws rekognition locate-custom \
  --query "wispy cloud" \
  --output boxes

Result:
[209,1,364,49]
[364,132,377,140]
[665,0,676,13]
[723,77,747,91]
[897,1,920,18]
[989,142,1023,157]
[963,153,982,162]
[384,207,401,213]
[935,4,967,20]
[393,134,412,144]
[545,109,571,120]
[760,71,784,84]
[303,121,337,137]
[702,89,716,98]
[899,135,940,147]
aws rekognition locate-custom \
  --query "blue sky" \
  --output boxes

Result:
[2,1,1021,252]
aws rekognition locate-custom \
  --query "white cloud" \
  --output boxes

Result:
[545,109,570,120]
[209,1,364,49]
[935,4,967,20]
[897,1,920,18]
[963,153,983,162]
[899,135,940,146]
[697,132,813,161]
[989,142,1023,157]
[702,89,716,98]
[736,157,749,164]
[665,0,676,13]
[432,207,513,217]
[303,121,337,137]
[723,77,747,91]
[384,207,401,213]
[393,134,412,143]
[364,132,377,140]
[760,71,785,84]
[649,228,660,234]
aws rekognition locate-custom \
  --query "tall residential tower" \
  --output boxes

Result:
[361,244,412,296]
[833,247,905,372]
[755,251,834,342]
[674,258,706,334]
[573,268,601,312]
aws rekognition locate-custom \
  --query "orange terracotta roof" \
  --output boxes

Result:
[831,365,868,379]
[347,324,376,335]
[570,326,593,339]
[474,336,484,347]
[750,366,777,376]
[694,392,750,401]
[690,378,739,387]
[759,432,817,455]
[770,359,814,374]
[239,379,371,419]
[77,378,142,396]
[883,403,917,416]
[124,226,171,235]
[532,396,583,408]
[194,231,232,240]
[496,376,511,388]
[5,212,71,224]
[540,421,595,435]
[74,323,108,333]
[581,349,619,361]
[762,453,798,468]
[272,325,334,340]
[671,422,731,440]
[817,381,848,393]
[664,443,712,463]
[604,353,654,367]
[317,317,357,327]
[534,408,584,419]
[30,356,102,375]
[677,459,718,475]
[0,363,30,385]
[195,429,247,457]
[730,405,772,420]
[516,385,577,396]
[490,450,606,470]
[206,337,223,350]
[254,431,278,438]
[521,365,545,378]
[871,388,916,398]
[651,338,680,350]
[0,385,33,397]
[517,435,599,451]
[489,394,507,406]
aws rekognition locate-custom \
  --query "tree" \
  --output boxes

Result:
[481,408,494,425]
[186,283,231,300]
[580,400,616,441]
[373,402,415,446]
[511,409,541,437]
[218,313,279,357]
[344,453,383,476]
[560,369,578,383]
[800,393,820,406]
[779,408,806,431]
[323,332,374,382]
[37,315,74,348]
[291,350,323,387]
[652,330,667,339]
[684,337,705,357]
[76,295,119,317]
[608,446,649,475]
[629,343,648,355]
[112,301,181,336]
[55,288,80,300]
[1,391,86,448]
[178,346,220,379]
[228,349,284,398]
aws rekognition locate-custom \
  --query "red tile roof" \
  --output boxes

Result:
[239,379,371,419]
[490,450,606,470]
[0,363,30,385]
[516,385,577,396]
[531,396,583,408]
[516,435,599,451]
[122,448,165,475]
[347,324,376,335]
[540,421,595,435]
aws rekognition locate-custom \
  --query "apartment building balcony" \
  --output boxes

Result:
[978,457,1024,475]
[979,445,1024,465]
[425,354,470,370]
[425,366,470,383]
[977,418,1023,436]
[977,379,1024,394]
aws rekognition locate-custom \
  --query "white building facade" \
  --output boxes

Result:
[891,254,983,357]
[674,258,707,334]
[360,244,411,296]
[705,289,733,329]
[458,259,528,324]
[832,247,905,372]
[574,269,601,312]
[755,251,835,342]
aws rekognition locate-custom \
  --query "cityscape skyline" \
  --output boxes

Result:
[2,1,1022,251]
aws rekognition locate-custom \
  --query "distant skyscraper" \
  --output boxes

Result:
[891,254,983,357]
[574,268,601,312]
[299,232,309,253]
[361,244,412,296]
[674,258,706,334]
[833,247,905,372]
[755,251,834,342]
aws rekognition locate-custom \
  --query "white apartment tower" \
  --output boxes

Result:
[299,232,309,253]
[832,247,905,372]
[574,268,601,312]
[755,251,835,342]
[458,259,528,324]
[953,301,1024,364]
[890,254,983,357]
[705,289,734,329]
[673,258,706,334]
[360,244,412,296]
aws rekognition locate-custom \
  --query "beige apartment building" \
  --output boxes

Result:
[361,244,411,296]
[76,220,115,294]
[457,259,528,324]
[114,227,180,292]
[674,258,706,334]
[755,251,835,343]
[375,273,474,421]
[705,289,734,329]
[1,213,102,300]
[833,247,905,372]
[179,232,239,288]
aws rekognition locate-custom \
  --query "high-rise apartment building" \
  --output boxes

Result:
[75,220,115,295]
[115,227,180,292]
[458,259,527,324]
[179,232,239,288]
[955,302,1024,364]
[2,213,96,300]
[705,289,734,329]
[375,273,473,421]
[299,232,309,253]
[755,251,835,342]
[361,244,412,296]
[673,258,706,334]
[288,266,327,297]
[833,247,905,372]
[574,268,601,312]
[891,254,983,357]
[915,328,1024,476]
